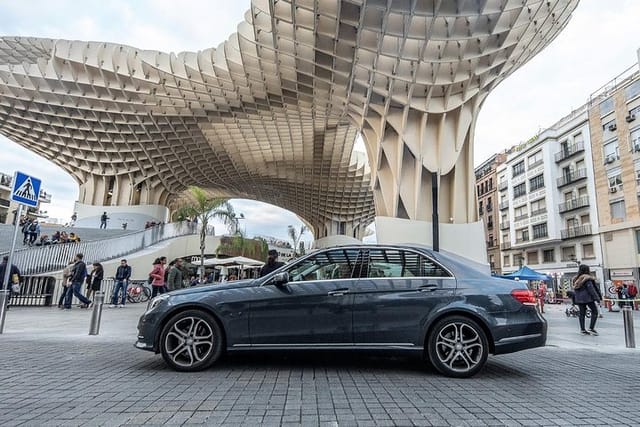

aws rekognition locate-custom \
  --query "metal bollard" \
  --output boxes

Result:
[0,290,9,334]
[622,304,636,348]
[89,291,105,336]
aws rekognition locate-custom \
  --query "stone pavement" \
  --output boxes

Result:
[0,302,638,426]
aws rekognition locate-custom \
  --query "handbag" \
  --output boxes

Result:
[11,283,20,293]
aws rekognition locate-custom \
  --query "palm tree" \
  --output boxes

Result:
[287,224,307,257]
[173,186,234,282]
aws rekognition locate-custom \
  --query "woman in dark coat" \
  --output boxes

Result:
[572,264,601,335]
[86,262,104,304]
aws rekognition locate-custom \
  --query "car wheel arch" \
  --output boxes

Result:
[154,303,227,354]
[423,309,495,354]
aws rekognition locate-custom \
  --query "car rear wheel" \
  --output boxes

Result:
[427,316,488,378]
[160,310,224,371]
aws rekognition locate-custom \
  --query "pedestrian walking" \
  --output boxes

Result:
[260,249,284,277]
[166,258,184,291]
[100,212,109,229]
[58,259,75,308]
[0,255,21,307]
[149,257,166,299]
[110,259,132,308]
[572,264,601,335]
[28,220,40,246]
[85,262,103,304]
[63,253,92,309]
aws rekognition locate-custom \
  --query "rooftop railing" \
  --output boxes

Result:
[1,222,197,275]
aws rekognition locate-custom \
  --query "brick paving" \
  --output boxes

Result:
[0,304,638,426]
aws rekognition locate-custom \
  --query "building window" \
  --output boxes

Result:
[478,200,483,215]
[625,80,640,101]
[630,127,640,152]
[528,150,543,167]
[489,178,493,190]
[516,228,529,243]
[543,249,555,263]
[610,200,626,220]
[608,173,622,189]
[603,141,619,163]
[600,98,614,116]
[513,183,526,198]
[487,197,492,212]
[561,246,576,262]
[512,161,525,177]
[580,214,590,225]
[514,205,527,221]
[529,174,545,191]
[532,223,548,240]
[530,198,546,216]
[582,243,595,259]
[503,255,510,267]
[527,251,539,265]
[636,230,640,253]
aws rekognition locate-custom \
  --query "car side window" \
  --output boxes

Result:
[366,249,450,278]
[287,249,361,282]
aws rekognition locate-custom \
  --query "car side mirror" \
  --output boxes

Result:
[270,272,289,286]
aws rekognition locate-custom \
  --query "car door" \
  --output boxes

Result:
[248,248,361,346]
[352,248,456,346]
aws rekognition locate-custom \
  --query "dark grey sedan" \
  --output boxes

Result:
[135,244,546,377]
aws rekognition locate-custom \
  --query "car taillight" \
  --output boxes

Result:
[511,289,537,305]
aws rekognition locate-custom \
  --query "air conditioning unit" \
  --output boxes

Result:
[626,114,636,123]
[605,155,616,164]
[609,186,617,193]
[608,123,617,131]
[634,143,640,152]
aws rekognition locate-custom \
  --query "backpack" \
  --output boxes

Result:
[29,222,37,232]
[628,284,638,298]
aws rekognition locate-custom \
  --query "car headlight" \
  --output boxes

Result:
[146,294,170,312]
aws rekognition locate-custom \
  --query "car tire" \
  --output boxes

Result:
[427,315,489,378]
[159,309,224,372]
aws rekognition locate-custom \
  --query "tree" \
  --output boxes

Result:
[173,186,234,282]
[287,224,307,257]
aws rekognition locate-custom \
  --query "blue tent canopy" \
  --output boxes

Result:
[499,265,551,281]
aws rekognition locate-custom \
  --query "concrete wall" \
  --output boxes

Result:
[73,202,169,231]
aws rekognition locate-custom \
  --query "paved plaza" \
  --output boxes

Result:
[0,303,638,426]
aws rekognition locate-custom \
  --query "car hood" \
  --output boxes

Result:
[166,279,257,296]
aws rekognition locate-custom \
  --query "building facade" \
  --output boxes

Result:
[475,154,506,274]
[496,107,604,295]
[587,61,640,290]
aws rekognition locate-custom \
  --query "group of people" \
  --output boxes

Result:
[19,217,82,247]
[148,257,190,297]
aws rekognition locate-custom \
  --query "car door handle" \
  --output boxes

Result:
[328,288,350,296]
[418,284,438,292]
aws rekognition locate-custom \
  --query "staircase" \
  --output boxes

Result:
[0,222,197,275]
[0,225,131,253]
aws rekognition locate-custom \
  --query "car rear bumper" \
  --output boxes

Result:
[493,309,547,354]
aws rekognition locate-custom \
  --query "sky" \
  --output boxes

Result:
[1,0,639,243]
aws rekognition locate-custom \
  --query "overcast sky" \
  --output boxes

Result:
[1,0,639,243]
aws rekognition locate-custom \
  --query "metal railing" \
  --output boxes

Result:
[8,276,57,307]
[500,221,510,230]
[556,168,588,187]
[554,142,585,163]
[560,224,592,239]
[1,222,197,275]
[500,242,511,250]
[559,196,590,213]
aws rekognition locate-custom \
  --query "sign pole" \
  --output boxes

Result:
[0,203,23,334]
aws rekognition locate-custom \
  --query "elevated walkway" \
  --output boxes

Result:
[0,222,199,275]
[0,225,131,253]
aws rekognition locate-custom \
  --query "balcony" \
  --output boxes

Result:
[559,196,590,213]
[514,214,528,222]
[560,224,592,239]
[501,242,511,250]
[554,142,585,163]
[556,168,588,188]
[498,181,508,191]
[516,236,530,244]
[500,221,510,230]
[530,208,547,217]
[499,201,509,210]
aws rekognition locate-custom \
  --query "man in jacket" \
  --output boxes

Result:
[572,264,601,335]
[0,255,21,306]
[166,258,184,291]
[110,259,132,308]
[63,253,92,309]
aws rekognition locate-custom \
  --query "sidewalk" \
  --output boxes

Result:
[1,301,638,352]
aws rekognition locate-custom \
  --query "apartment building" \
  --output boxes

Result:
[0,171,51,224]
[496,107,603,294]
[587,62,640,287]
[475,154,506,274]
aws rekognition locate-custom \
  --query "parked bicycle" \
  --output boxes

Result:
[126,281,151,303]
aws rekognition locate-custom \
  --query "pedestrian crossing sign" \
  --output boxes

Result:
[11,171,42,207]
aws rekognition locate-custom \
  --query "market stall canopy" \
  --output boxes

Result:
[202,256,264,267]
[500,266,551,281]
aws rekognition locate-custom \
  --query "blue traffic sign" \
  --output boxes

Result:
[10,171,42,207]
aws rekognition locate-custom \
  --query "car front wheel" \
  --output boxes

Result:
[427,316,488,378]
[159,310,224,371]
